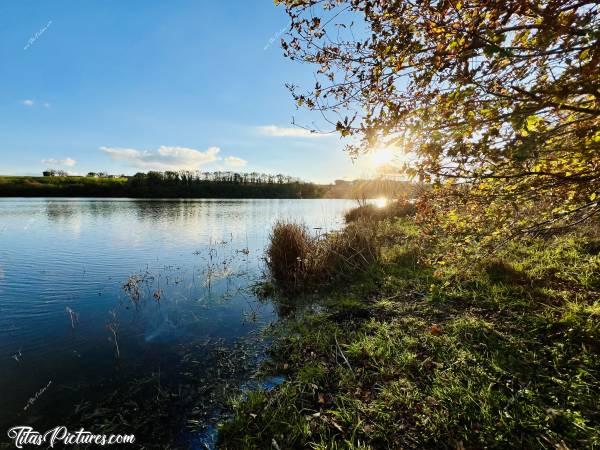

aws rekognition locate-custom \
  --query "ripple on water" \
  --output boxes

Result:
[0,198,356,442]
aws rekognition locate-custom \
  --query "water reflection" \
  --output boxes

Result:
[0,198,355,447]
[45,201,78,221]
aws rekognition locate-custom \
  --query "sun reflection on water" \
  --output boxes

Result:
[374,197,388,208]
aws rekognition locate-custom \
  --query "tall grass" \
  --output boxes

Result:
[266,222,314,287]
[266,220,380,290]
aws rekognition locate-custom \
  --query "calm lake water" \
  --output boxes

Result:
[0,198,356,448]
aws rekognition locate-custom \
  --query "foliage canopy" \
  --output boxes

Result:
[278,0,599,236]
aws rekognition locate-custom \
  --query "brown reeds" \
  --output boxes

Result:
[266,222,314,287]
[266,220,380,290]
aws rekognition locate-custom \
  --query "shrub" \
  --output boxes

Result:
[344,200,416,223]
[344,204,379,223]
[316,221,380,277]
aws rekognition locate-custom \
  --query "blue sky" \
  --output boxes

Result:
[0,1,367,183]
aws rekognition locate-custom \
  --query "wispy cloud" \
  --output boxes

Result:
[41,157,77,167]
[224,156,247,168]
[100,145,223,170]
[257,125,327,138]
[22,99,35,107]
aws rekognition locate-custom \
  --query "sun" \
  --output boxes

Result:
[370,147,394,168]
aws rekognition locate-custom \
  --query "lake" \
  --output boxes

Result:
[0,198,356,448]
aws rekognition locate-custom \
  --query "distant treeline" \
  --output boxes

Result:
[0,171,324,198]
[0,171,419,199]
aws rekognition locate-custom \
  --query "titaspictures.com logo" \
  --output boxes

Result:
[7,426,135,448]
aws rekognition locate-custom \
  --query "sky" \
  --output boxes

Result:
[0,1,372,183]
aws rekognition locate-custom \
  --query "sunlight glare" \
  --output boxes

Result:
[374,197,388,208]
[370,147,394,168]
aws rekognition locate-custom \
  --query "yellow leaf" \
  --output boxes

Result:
[579,48,590,60]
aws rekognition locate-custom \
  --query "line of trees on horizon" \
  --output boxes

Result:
[129,170,305,185]
[3,169,322,198]
[42,169,307,185]
[5,169,419,199]
[124,170,321,198]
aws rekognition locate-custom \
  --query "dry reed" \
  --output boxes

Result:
[266,220,380,290]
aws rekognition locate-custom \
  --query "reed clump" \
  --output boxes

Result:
[266,220,379,290]
[266,222,314,287]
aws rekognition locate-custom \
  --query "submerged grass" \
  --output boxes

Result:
[219,216,600,449]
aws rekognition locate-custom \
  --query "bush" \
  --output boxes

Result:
[344,200,416,223]
[316,221,380,277]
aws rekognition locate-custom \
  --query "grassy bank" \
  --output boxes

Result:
[0,175,129,197]
[219,214,600,448]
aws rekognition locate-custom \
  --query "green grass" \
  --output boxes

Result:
[219,218,600,449]
[0,175,128,183]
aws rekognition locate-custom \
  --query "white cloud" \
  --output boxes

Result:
[224,156,247,168]
[257,125,327,138]
[41,157,77,167]
[100,145,222,170]
[22,99,34,106]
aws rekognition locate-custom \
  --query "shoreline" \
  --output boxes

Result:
[218,215,600,449]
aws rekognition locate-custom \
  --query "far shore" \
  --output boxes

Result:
[0,174,414,200]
